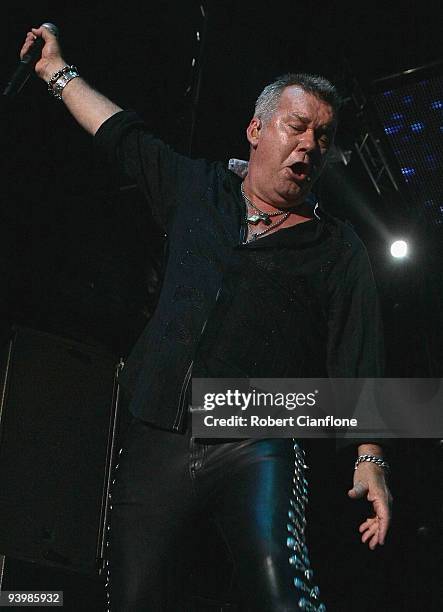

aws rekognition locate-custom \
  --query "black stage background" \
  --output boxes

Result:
[0,2,442,611]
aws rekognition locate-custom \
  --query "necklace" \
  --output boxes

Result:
[241,183,287,225]
[241,183,290,241]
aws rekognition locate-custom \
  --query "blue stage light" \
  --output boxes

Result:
[372,72,443,226]
[384,125,402,135]
[401,167,416,177]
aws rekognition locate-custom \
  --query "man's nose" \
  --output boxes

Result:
[297,130,317,153]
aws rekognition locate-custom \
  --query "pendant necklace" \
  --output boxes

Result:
[241,183,290,240]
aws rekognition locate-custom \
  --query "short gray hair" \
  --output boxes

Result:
[254,73,341,123]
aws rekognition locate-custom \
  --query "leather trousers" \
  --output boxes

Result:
[106,417,326,611]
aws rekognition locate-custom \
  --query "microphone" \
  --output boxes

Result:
[3,22,59,98]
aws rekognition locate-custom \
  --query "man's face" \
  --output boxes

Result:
[246,85,336,206]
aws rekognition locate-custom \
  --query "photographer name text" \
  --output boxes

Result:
[202,415,358,428]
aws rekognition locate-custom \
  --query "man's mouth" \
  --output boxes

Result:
[289,162,311,180]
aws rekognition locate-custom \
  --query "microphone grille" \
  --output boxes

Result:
[41,22,59,37]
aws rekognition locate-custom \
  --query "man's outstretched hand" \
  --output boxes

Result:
[348,456,393,550]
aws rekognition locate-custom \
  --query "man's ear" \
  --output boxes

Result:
[246,117,262,148]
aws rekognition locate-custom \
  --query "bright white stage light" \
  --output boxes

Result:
[390,240,408,258]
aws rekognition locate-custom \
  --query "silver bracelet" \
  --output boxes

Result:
[47,65,79,100]
[354,454,390,473]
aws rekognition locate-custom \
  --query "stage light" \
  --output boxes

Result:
[390,240,409,258]
[372,69,443,226]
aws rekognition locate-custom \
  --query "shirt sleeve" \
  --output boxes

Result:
[326,224,390,454]
[326,226,384,378]
[94,110,209,230]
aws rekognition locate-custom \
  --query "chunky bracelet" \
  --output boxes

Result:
[47,65,79,100]
[354,454,390,473]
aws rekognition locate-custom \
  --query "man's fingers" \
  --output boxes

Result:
[359,517,376,533]
[21,25,58,59]
[347,480,367,499]
[369,533,379,550]
[361,520,381,549]
[371,496,391,544]
[377,512,390,545]
[361,523,378,543]
[32,25,57,40]
[360,517,378,540]
[20,32,36,58]
[360,509,390,547]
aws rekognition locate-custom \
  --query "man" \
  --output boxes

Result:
[21,25,392,612]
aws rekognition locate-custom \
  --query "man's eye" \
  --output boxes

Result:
[290,124,304,132]
[319,134,331,146]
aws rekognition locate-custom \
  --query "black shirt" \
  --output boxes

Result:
[95,111,383,433]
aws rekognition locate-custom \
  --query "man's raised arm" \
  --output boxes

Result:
[20,24,122,135]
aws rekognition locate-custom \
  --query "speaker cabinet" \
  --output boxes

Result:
[0,327,121,576]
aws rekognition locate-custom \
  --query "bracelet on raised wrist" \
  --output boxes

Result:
[47,65,80,100]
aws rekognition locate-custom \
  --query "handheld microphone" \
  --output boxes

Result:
[3,22,59,98]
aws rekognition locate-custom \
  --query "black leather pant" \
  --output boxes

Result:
[106,417,326,611]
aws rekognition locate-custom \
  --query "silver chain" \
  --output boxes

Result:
[241,183,290,242]
[241,183,287,219]
[354,454,391,473]
[246,211,290,242]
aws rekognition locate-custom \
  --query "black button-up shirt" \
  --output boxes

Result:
[95,111,383,433]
